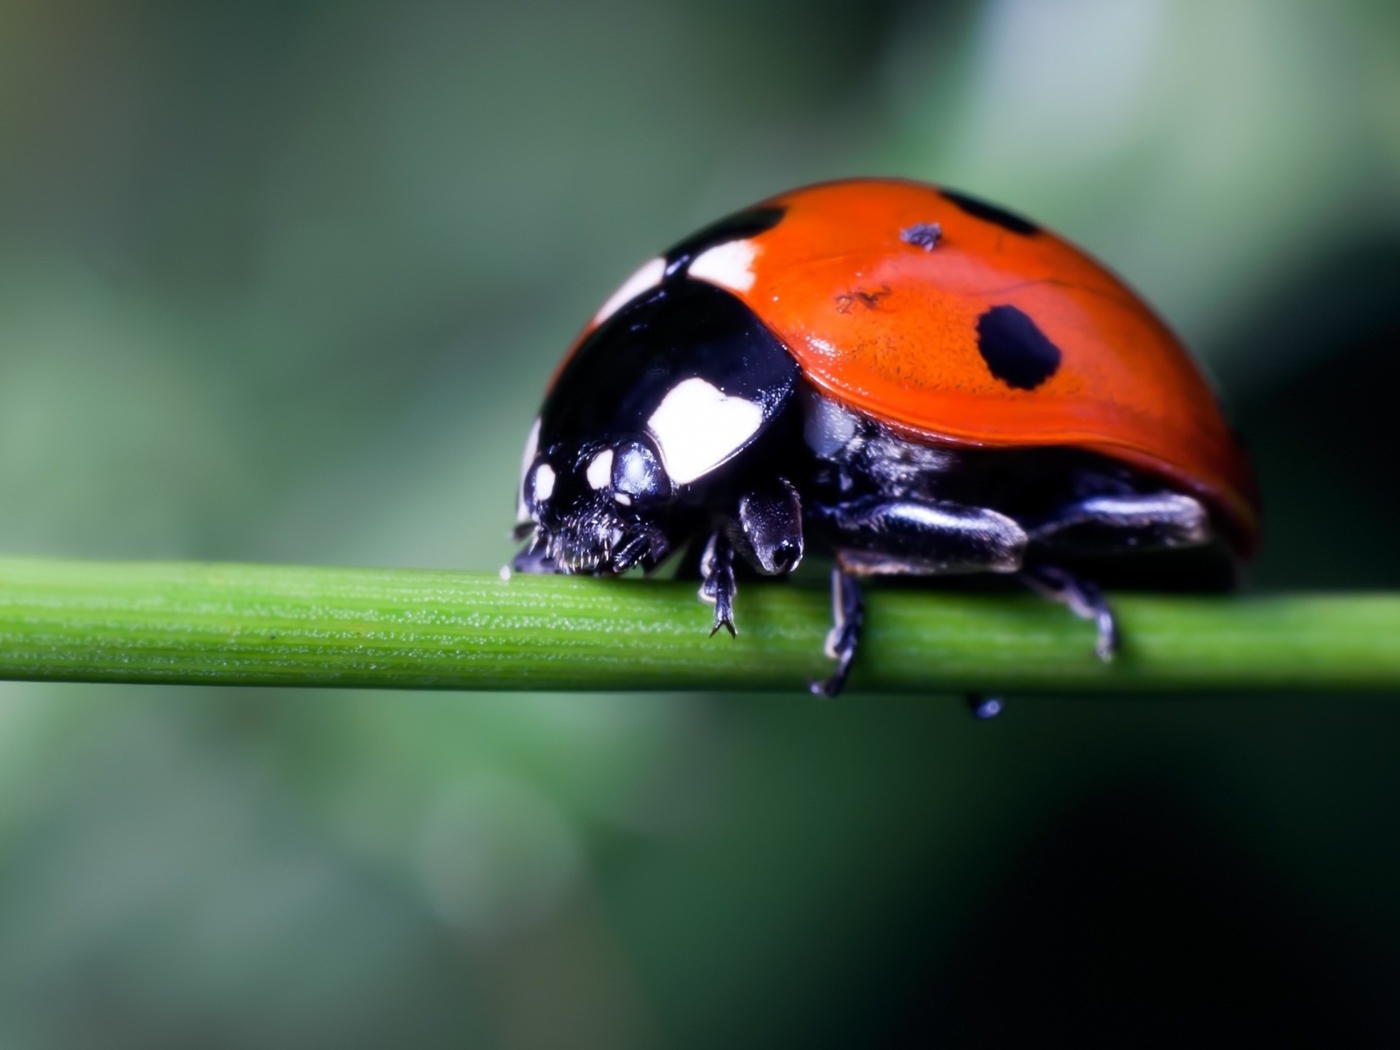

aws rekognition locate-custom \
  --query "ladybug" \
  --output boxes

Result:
[512,178,1258,695]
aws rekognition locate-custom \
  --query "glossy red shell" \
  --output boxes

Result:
[707,179,1259,555]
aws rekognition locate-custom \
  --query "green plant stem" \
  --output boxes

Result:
[0,556,1392,693]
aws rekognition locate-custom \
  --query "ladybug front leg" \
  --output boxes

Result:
[698,531,737,637]
[697,478,805,639]
[732,478,804,576]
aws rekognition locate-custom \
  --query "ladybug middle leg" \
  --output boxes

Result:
[812,496,1028,576]
[811,566,863,698]
[809,496,1029,694]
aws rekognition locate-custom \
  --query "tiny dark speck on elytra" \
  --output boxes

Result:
[835,286,891,313]
[901,223,942,250]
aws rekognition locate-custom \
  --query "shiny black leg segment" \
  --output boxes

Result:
[812,567,864,697]
[1028,492,1209,557]
[1021,563,1118,662]
[699,531,737,637]
[733,478,804,576]
[811,497,1027,575]
[511,529,556,575]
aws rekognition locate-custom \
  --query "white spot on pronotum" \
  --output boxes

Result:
[613,492,632,506]
[688,239,758,293]
[592,257,666,326]
[532,463,555,503]
[585,448,614,490]
[646,377,764,484]
[517,417,542,523]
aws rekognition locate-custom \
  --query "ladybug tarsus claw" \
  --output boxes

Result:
[699,530,739,640]
[814,567,863,697]
[709,616,737,639]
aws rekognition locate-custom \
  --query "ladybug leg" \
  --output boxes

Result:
[1027,492,1209,556]
[807,497,1026,694]
[698,531,738,637]
[811,567,863,697]
[691,477,803,639]
[1022,493,1214,659]
[510,528,557,574]
[807,498,1029,693]
[811,496,1027,573]
[1020,563,1118,662]
[732,478,804,576]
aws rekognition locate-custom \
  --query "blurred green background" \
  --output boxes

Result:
[1,0,1399,1045]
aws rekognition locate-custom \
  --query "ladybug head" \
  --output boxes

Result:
[515,428,674,575]
[511,263,800,577]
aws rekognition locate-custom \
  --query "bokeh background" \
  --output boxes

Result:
[1,0,1399,1045]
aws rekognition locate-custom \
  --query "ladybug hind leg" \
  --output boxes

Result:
[1019,563,1119,662]
[1022,490,1213,661]
[1027,492,1210,557]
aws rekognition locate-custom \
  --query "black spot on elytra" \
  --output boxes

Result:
[977,305,1061,390]
[941,188,1040,236]
[664,205,786,277]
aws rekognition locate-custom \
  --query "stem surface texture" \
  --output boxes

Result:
[0,557,1392,693]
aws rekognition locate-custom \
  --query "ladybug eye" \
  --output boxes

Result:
[611,439,669,506]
